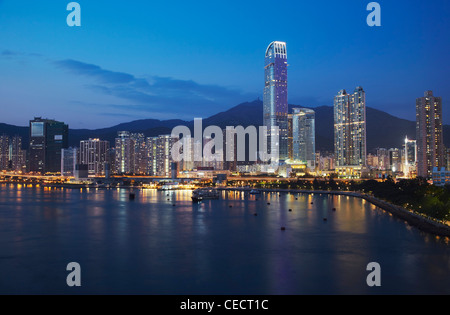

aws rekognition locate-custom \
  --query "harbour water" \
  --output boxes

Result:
[0,184,449,294]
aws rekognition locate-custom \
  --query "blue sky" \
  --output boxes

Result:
[0,0,449,128]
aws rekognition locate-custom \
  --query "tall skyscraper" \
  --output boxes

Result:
[146,137,158,175]
[263,41,288,161]
[10,136,26,172]
[61,147,78,177]
[334,87,367,167]
[416,91,444,178]
[115,131,135,174]
[29,118,69,174]
[79,139,110,176]
[0,135,10,171]
[156,135,175,177]
[291,108,316,168]
[131,133,147,175]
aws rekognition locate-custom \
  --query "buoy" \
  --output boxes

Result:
[173,204,176,207]
[267,203,271,205]
[311,202,314,205]
[323,218,328,221]
[295,198,298,200]
[229,205,233,208]
[332,208,336,211]
[281,227,286,231]
[289,209,292,212]
[254,213,258,216]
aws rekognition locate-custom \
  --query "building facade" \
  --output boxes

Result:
[0,135,10,171]
[61,147,78,177]
[334,87,367,168]
[263,41,288,162]
[291,108,316,168]
[416,91,444,178]
[29,117,69,174]
[115,131,135,174]
[79,139,110,176]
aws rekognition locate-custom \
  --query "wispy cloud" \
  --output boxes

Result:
[54,59,253,118]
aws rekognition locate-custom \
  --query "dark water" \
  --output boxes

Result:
[0,184,449,295]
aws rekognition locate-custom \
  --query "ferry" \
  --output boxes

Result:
[192,188,220,202]
[249,189,261,195]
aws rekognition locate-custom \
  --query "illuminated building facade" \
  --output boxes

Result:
[292,108,316,169]
[334,87,367,168]
[416,91,444,178]
[29,117,69,174]
[263,41,288,162]
[79,139,110,176]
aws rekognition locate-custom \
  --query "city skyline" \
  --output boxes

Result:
[1,1,450,128]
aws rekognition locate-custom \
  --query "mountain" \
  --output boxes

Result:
[1,100,449,152]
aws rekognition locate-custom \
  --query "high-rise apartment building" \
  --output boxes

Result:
[10,136,26,172]
[416,91,444,178]
[156,135,175,177]
[334,87,367,167]
[115,131,135,174]
[29,117,69,174]
[263,41,288,162]
[0,135,10,171]
[79,139,110,176]
[131,133,147,175]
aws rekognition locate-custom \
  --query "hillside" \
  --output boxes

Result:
[1,100,449,152]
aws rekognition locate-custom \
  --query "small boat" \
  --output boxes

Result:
[192,188,220,202]
[249,189,261,195]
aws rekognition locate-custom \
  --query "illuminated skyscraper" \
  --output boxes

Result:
[29,117,69,174]
[416,91,444,178]
[115,131,134,174]
[131,133,147,175]
[11,136,26,172]
[403,137,417,178]
[0,135,9,171]
[292,108,316,168]
[156,135,175,177]
[79,139,110,176]
[334,87,367,167]
[263,41,288,161]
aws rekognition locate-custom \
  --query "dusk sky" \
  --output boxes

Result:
[1,0,449,129]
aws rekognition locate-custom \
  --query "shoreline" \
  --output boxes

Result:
[218,187,450,238]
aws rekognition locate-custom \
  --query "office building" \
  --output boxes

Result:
[263,41,288,162]
[61,147,78,177]
[291,108,316,168]
[29,117,69,174]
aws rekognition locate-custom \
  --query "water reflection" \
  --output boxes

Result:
[0,184,449,294]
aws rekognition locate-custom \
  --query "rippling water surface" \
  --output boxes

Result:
[0,184,449,294]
